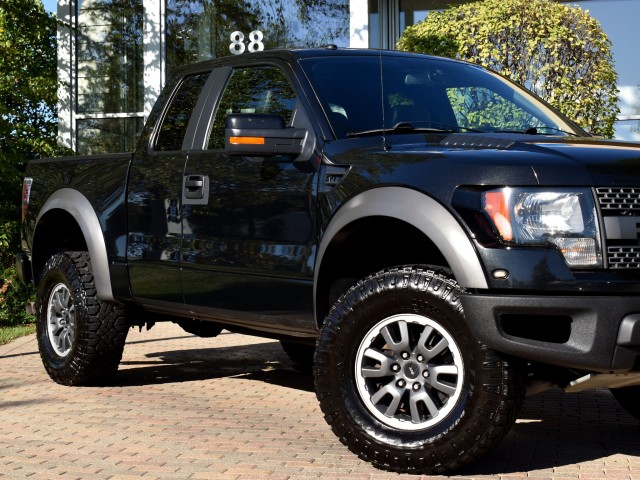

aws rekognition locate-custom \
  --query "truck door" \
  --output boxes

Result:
[126,72,211,307]
[181,64,318,333]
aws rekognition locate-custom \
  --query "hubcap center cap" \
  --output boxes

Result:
[403,361,420,379]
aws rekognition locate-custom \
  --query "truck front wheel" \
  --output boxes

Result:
[36,251,128,386]
[314,266,523,474]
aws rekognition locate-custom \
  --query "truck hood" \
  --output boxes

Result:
[327,133,640,199]
[385,133,640,187]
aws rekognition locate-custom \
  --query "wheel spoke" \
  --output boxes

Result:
[380,320,411,352]
[61,288,70,308]
[49,315,63,332]
[46,283,75,357]
[416,325,449,360]
[426,365,459,396]
[59,329,70,352]
[410,388,440,422]
[52,293,65,314]
[361,348,393,377]
[370,381,403,417]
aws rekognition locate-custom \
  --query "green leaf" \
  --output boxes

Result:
[396,0,619,138]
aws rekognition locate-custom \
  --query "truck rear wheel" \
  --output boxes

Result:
[36,251,128,386]
[314,266,523,474]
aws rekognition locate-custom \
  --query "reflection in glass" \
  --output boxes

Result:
[302,55,581,138]
[165,0,349,78]
[76,0,143,114]
[155,73,210,151]
[207,66,297,149]
[76,117,143,154]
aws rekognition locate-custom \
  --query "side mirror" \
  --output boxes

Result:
[224,113,307,157]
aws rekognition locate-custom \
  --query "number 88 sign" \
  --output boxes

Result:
[229,31,265,55]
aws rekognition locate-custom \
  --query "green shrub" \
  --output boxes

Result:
[0,217,19,268]
[0,266,35,327]
[0,0,72,330]
[397,0,619,138]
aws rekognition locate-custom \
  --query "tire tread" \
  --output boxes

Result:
[314,266,523,474]
[36,251,128,386]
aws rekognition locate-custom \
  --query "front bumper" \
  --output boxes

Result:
[460,293,640,373]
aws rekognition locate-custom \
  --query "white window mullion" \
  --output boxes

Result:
[57,0,76,150]
[350,0,370,48]
[143,0,165,121]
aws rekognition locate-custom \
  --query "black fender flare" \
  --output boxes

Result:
[314,187,488,312]
[34,188,114,302]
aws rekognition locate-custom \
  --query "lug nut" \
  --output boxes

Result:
[422,370,430,378]
[413,382,421,391]
[397,379,406,388]
[417,354,424,362]
[391,364,401,372]
[401,352,410,360]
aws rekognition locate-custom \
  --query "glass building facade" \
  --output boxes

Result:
[57,0,640,154]
[58,0,353,154]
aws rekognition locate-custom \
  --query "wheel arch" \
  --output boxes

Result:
[33,188,114,302]
[314,187,488,326]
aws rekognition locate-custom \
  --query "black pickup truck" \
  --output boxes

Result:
[17,47,640,474]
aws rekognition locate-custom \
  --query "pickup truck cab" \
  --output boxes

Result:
[17,47,640,474]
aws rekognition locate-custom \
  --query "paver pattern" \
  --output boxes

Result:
[1,322,639,480]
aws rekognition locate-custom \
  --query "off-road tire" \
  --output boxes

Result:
[36,251,128,386]
[314,266,523,475]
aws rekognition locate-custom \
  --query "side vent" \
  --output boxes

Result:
[322,165,351,192]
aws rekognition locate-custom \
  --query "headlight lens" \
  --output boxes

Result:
[483,188,602,268]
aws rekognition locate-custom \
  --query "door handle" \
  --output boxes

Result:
[182,174,209,204]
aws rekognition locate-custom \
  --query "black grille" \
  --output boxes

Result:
[597,188,640,268]
[608,246,640,269]
[596,187,640,212]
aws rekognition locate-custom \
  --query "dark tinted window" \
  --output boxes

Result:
[207,66,297,149]
[300,56,580,138]
[155,73,209,151]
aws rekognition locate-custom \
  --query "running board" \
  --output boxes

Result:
[564,372,640,393]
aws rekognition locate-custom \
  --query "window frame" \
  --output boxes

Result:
[151,70,215,152]
[204,64,301,151]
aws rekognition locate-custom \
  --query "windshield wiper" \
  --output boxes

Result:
[347,122,481,138]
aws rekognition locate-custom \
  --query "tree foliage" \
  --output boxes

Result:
[0,0,66,325]
[0,0,61,166]
[0,0,68,249]
[397,0,619,138]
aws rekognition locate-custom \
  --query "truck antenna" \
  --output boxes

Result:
[379,49,390,151]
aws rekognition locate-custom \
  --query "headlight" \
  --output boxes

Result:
[483,188,602,268]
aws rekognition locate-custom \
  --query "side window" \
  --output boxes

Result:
[207,66,297,150]
[155,73,209,151]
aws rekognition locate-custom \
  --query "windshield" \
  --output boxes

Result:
[300,54,583,139]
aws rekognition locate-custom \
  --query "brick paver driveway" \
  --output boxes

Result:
[1,322,639,479]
